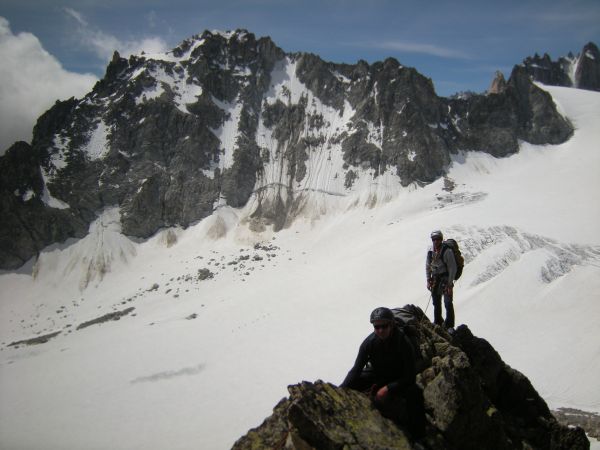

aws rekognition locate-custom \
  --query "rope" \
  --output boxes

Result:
[424,293,432,316]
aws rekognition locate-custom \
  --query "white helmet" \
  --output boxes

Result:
[430,230,443,239]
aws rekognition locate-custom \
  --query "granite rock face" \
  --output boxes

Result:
[575,43,600,91]
[0,141,88,269]
[488,70,508,94]
[449,66,573,157]
[0,31,581,269]
[233,306,589,450]
[517,42,600,92]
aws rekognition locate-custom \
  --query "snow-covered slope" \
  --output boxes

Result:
[1,86,599,449]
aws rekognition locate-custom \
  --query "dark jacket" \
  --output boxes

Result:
[341,326,416,395]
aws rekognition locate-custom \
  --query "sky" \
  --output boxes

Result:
[0,0,599,151]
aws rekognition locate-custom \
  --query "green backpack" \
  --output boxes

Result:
[441,239,465,280]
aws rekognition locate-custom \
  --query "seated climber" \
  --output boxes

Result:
[341,307,425,438]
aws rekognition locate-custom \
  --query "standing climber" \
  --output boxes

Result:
[426,230,457,330]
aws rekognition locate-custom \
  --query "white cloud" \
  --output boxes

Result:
[376,40,472,60]
[64,7,88,27]
[0,17,98,154]
[64,8,169,63]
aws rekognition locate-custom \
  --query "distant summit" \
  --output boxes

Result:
[515,42,600,92]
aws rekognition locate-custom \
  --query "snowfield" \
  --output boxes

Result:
[1,85,599,449]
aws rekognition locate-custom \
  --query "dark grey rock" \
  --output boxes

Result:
[575,43,600,91]
[8,331,61,347]
[0,141,89,269]
[553,408,600,440]
[76,307,135,330]
[517,42,600,92]
[197,268,214,280]
[232,381,412,450]
[447,66,573,157]
[520,52,574,88]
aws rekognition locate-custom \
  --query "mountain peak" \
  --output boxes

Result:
[0,31,578,269]
[488,70,507,94]
[582,41,599,58]
[518,42,600,91]
[206,28,252,40]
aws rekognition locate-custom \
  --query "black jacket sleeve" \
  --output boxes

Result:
[340,337,370,389]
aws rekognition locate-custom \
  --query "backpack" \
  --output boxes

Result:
[390,306,425,372]
[441,238,464,280]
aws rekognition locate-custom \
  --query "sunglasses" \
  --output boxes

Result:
[373,323,391,330]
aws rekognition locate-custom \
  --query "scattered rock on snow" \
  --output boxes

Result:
[76,307,135,330]
[197,268,214,280]
[8,330,62,347]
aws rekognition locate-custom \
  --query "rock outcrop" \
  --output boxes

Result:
[0,30,578,269]
[233,381,413,449]
[488,71,507,94]
[233,306,589,450]
[450,66,572,158]
[0,140,89,269]
[575,43,600,91]
[518,42,600,92]
[554,409,600,441]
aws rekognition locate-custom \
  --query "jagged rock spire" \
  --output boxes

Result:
[575,42,600,91]
[488,70,507,94]
[519,42,600,92]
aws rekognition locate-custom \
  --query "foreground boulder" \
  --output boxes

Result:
[233,381,412,449]
[233,306,588,450]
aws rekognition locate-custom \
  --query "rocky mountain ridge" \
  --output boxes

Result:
[510,42,600,92]
[233,306,589,450]
[1,31,594,270]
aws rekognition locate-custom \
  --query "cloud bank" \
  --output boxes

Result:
[64,8,168,63]
[0,17,98,154]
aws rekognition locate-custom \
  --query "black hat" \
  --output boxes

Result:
[370,307,394,323]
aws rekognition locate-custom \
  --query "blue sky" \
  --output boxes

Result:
[1,0,599,151]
